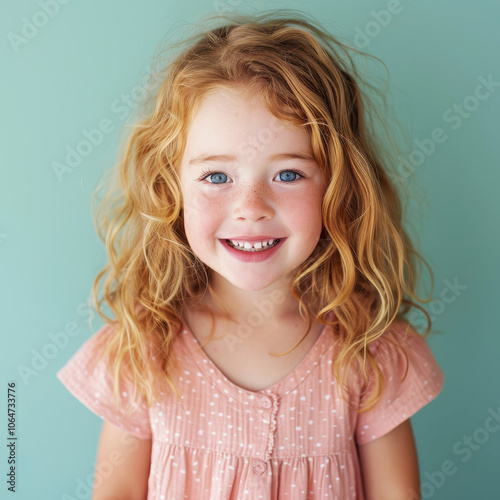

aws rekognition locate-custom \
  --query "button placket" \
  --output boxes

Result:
[257,392,279,462]
[251,396,275,476]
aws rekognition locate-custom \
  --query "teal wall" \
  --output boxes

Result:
[1,0,498,498]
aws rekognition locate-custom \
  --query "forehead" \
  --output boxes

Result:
[183,88,311,155]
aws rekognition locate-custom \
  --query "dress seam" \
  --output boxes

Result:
[151,441,350,459]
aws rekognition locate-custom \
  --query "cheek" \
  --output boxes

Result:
[183,191,224,237]
[285,191,323,237]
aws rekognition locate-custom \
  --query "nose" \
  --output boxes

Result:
[231,184,274,221]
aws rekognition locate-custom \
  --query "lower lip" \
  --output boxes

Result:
[219,238,286,263]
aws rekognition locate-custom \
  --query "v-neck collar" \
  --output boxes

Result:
[180,318,335,402]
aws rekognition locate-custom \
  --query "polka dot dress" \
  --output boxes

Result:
[57,320,444,499]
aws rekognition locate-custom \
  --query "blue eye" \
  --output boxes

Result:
[199,169,228,184]
[278,171,301,182]
[198,169,305,184]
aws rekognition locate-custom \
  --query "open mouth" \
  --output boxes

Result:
[225,239,281,252]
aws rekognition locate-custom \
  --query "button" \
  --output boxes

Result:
[260,396,272,409]
[252,460,267,475]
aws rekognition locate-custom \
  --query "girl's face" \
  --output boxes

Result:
[178,86,327,293]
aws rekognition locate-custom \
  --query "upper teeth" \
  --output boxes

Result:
[229,239,277,250]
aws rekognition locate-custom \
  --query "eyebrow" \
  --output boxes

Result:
[188,152,317,166]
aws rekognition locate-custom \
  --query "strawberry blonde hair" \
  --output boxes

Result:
[88,9,437,416]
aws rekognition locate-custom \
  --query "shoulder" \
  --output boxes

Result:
[56,322,154,439]
[354,319,445,445]
[368,320,437,370]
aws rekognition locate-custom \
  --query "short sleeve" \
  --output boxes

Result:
[56,324,152,439]
[355,322,444,445]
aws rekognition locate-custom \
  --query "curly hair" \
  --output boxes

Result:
[87,8,437,417]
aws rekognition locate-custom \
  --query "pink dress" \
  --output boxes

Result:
[57,319,444,499]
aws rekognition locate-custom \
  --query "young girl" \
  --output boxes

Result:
[57,9,445,500]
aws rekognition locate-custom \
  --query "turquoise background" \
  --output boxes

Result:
[1,0,499,498]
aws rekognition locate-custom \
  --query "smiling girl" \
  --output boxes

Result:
[57,10,444,500]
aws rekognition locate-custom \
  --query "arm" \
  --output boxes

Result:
[91,421,152,500]
[358,419,420,500]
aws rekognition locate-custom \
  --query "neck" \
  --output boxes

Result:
[190,274,317,326]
